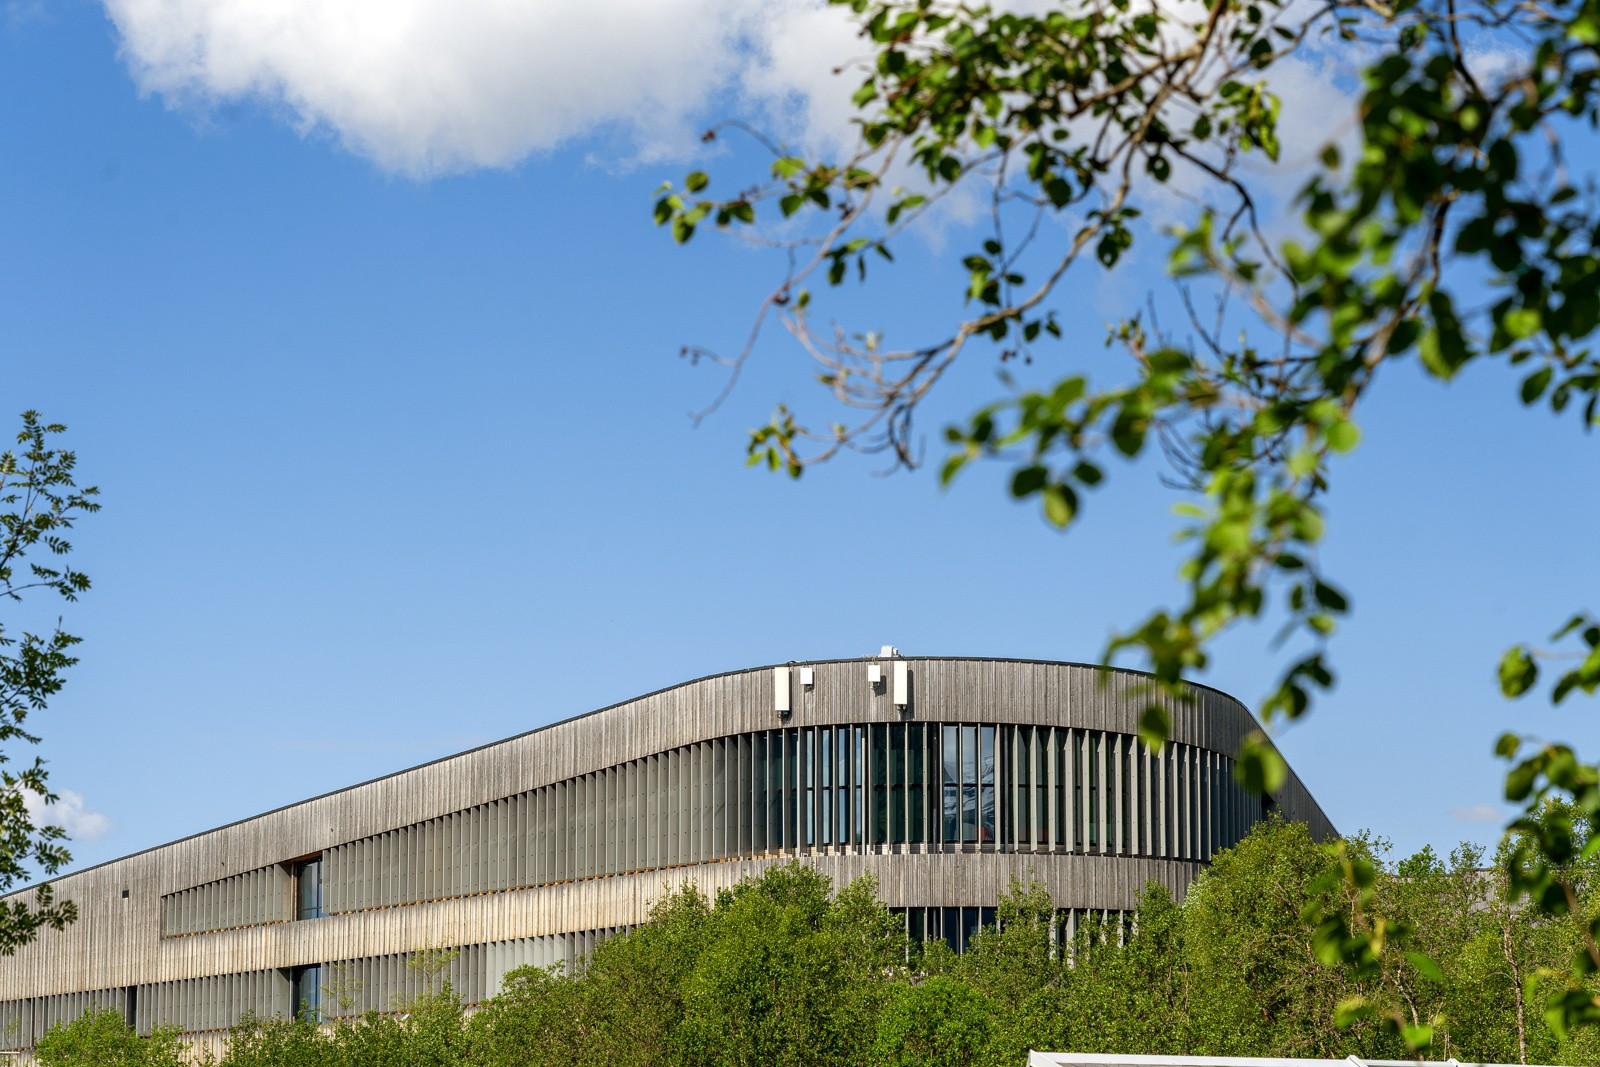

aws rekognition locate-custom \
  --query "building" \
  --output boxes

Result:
[0,655,1333,1051]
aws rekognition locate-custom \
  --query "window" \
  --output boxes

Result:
[294,857,323,920]
[870,725,889,846]
[289,964,321,1020]
[889,724,907,845]
[907,724,926,843]
[978,726,995,844]
[941,726,959,844]
[961,725,978,844]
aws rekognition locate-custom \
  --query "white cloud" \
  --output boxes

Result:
[22,788,112,841]
[1450,802,1506,824]
[103,0,867,176]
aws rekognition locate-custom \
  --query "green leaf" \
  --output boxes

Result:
[1504,307,1542,340]
[1324,419,1360,453]
[1011,466,1048,497]
[685,171,709,193]
[1520,366,1554,405]
[1042,484,1077,528]
[1137,704,1171,750]
[1334,996,1374,1027]
[1400,1024,1435,1052]
[1406,951,1445,982]
[1235,732,1286,794]
[1499,646,1538,698]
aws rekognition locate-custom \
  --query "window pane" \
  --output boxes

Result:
[785,730,799,850]
[979,726,996,845]
[871,725,888,846]
[837,727,851,846]
[296,859,322,921]
[852,726,866,847]
[802,729,815,848]
[292,964,321,1020]
[942,726,959,844]
[1016,728,1032,844]
[819,727,832,846]
[961,725,978,844]
[890,725,907,844]
[1089,733,1101,847]
[768,732,784,851]
[908,724,925,843]
[752,734,768,853]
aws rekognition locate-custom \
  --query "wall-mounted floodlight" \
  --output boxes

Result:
[892,660,909,709]
[867,664,883,689]
[799,666,814,688]
[774,666,791,715]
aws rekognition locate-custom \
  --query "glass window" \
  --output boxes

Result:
[978,726,995,844]
[958,906,979,954]
[1040,729,1053,848]
[752,733,769,853]
[784,729,796,844]
[801,729,815,847]
[1124,740,1135,854]
[908,724,926,843]
[852,726,866,847]
[818,727,832,846]
[836,727,851,846]
[870,725,888,846]
[1016,728,1032,844]
[961,725,978,844]
[1072,732,1085,850]
[1089,733,1101,847]
[889,725,907,844]
[768,732,784,851]
[942,726,959,844]
[290,963,321,1020]
[295,858,323,921]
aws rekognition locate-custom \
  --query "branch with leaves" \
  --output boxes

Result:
[0,411,98,953]
[657,0,1600,1046]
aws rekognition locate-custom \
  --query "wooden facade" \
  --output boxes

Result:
[0,657,1334,1048]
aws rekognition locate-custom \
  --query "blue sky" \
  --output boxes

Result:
[2,0,1594,876]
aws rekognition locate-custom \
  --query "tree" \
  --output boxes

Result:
[35,1008,190,1067]
[653,0,1600,1040]
[0,411,97,953]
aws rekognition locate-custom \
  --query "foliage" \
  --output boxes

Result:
[219,986,467,1067]
[31,827,1547,1064]
[35,1008,191,1067]
[870,976,995,1067]
[0,411,98,953]
[652,0,1600,1040]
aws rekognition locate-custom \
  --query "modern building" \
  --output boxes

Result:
[0,654,1333,1052]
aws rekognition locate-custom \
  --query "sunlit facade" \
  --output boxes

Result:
[0,655,1333,1051]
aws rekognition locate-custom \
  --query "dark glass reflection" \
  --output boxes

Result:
[295,858,323,921]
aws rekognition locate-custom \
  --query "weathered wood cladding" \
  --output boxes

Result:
[0,658,1333,1023]
[163,865,290,938]
[159,726,1255,939]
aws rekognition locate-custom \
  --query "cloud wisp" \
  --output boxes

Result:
[1451,803,1507,825]
[103,0,869,177]
[21,787,112,841]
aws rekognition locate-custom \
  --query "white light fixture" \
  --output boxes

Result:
[773,666,791,714]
